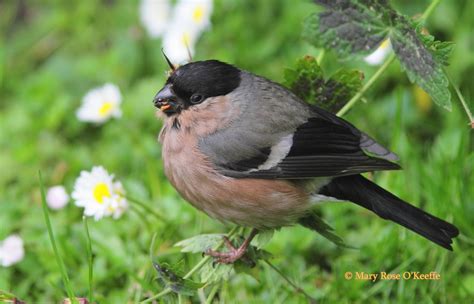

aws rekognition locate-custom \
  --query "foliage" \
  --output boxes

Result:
[284,55,363,112]
[152,261,204,296]
[303,0,454,109]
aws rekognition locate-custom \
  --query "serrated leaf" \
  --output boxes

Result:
[319,69,363,112]
[174,234,224,253]
[153,261,204,296]
[251,229,275,249]
[199,261,234,283]
[284,56,362,112]
[284,55,325,103]
[304,0,453,110]
[303,0,390,56]
[390,22,452,109]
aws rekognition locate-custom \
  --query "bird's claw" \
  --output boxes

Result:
[205,242,246,264]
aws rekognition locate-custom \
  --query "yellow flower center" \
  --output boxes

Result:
[192,6,204,23]
[380,39,390,50]
[99,102,114,117]
[93,183,111,204]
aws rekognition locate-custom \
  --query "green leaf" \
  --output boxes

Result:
[283,55,325,103]
[390,22,453,110]
[199,261,234,283]
[319,69,363,112]
[153,261,204,296]
[284,56,363,113]
[251,229,275,249]
[299,212,352,248]
[174,234,224,253]
[0,290,20,302]
[303,0,453,110]
[303,0,390,56]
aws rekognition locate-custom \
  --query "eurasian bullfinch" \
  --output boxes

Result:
[153,59,459,264]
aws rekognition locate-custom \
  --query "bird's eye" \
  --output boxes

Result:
[190,94,204,104]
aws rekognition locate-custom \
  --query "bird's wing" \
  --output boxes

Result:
[208,106,400,179]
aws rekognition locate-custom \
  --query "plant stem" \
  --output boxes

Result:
[126,195,167,222]
[140,227,239,303]
[39,172,77,304]
[316,49,325,65]
[337,54,396,116]
[83,217,94,303]
[264,260,316,303]
[204,284,220,304]
[422,0,442,21]
[445,70,474,128]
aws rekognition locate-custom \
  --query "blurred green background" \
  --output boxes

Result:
[0,0,473,303]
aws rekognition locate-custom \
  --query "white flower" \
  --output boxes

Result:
[162,26,200,64]
[162,0,213,64]
[139,0,171,38]
[72,166,128,221]
[364,39,392,65]
[76,83,122,124]
[0,235,25,267]
[46,185,69,210]
[173,0,213,33]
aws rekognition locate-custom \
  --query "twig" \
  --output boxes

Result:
[264,259,317,303]
[140,227,239,303]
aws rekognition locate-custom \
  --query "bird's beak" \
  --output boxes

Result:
[153,84,177,114]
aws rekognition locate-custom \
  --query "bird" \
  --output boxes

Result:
[152,58,459,264]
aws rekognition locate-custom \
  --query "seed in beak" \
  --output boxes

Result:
[160,104,172,111]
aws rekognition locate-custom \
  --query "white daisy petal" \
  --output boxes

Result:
[364,39,392,66]
[46,185,69,210]
[173,0,213,32]
[76,83,122,124]
[162,26,199,64]
[0,235,25,267]
[139,0,171,38]
[162,0,213,64]
[72,166,128,220]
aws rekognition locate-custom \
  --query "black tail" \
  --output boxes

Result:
[319,175,459,250]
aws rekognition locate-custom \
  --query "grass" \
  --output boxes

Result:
[1,0,473,303]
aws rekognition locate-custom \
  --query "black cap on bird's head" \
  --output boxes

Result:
[153,60,241,115]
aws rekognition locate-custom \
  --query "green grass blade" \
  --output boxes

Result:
[38,171,77,303]
[83,216,94,303]
[126,195,168,223]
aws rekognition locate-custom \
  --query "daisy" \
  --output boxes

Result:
[0,235,25,267]
[139,0,171,38]
[173,0,213,33]
[162,0,213,64]
[162,25,200,64]
[76,83,122,124]
[72,166,128,221]
[364,39,392,65]
[46,185,69,210]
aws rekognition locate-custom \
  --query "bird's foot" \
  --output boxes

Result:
[205,229,258,264]
[205,237,248,264]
